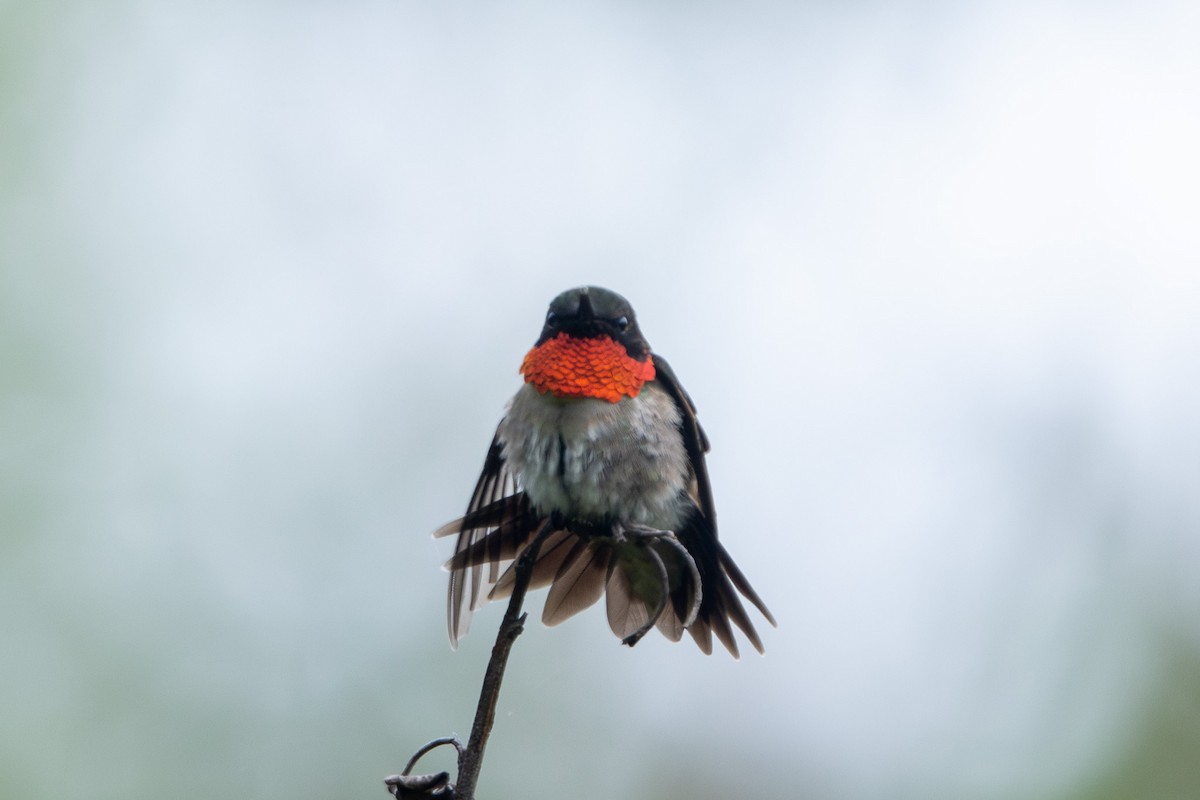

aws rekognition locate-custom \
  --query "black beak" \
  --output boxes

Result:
[576,290,595,319]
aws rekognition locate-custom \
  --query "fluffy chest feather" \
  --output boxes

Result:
[498,382,689,529]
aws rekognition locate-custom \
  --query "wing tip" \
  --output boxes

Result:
[433,519,464,539]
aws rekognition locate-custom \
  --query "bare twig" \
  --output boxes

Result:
[390,519,554,800]
[404,738,465,777]
[455,518,553,799]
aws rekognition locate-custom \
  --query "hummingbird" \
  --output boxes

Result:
[435,286,775,657]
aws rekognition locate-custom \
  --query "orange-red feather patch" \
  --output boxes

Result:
[520,333,655,403]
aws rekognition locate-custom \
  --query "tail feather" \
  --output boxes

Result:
[542,539,608,626]
[489,527,576,599]
[440,498,774,657]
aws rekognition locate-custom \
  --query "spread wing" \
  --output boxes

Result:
[651,354,777,658]
[433,431,540,648]
[434,430,625,649]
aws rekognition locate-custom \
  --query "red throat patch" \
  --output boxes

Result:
[520,333,656,403]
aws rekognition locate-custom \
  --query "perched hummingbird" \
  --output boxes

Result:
[435,286,775,657]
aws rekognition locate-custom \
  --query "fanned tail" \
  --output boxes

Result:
[443,513,714,652]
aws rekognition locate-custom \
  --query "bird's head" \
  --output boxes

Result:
[520,286,656,402]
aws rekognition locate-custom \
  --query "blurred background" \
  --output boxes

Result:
[2,1,1198,798]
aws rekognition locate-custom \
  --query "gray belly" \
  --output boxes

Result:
[498,382,689,530]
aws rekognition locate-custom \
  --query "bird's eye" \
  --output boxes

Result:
[615,316,629,331]
[546,311,558,327]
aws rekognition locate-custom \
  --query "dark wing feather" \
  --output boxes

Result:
[442,495,538,572]
[675,511,760,657]
[437,430,541,648]
[652,355,715,518]
[651,353,777,657]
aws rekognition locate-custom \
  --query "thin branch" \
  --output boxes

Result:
[454,518,553,800]
[390,520,555,800]
[404,738,465,777]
